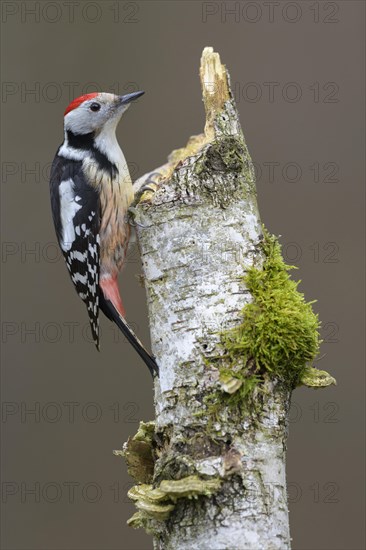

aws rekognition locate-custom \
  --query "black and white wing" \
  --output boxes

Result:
[50,156,101,348]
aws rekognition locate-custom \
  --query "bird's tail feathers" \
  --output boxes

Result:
[99,296,159,378]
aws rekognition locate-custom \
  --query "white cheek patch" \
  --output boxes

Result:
[59,178,82,251]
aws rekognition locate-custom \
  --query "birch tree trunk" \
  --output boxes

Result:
[118,47,292,550]
[120,47,335,549]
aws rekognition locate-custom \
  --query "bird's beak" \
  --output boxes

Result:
[119,91,145,105]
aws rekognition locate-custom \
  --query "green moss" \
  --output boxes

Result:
[204,370,263,421]
[209,228,335,414]
[224,229,321,384]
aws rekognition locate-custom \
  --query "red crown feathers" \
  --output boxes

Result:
[64,92,100,116]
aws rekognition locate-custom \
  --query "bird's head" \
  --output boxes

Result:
[63,91,144,135]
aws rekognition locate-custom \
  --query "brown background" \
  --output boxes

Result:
[1,1,365,549]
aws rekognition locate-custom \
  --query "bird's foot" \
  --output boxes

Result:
[138,182,160,204]
[128,171,165,226]
[127,206,149,228]
[132,168,165,207]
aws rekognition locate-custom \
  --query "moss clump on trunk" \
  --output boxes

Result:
[224,228,321,384]
[212,228,335,415]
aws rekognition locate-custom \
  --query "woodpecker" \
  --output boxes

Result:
[49,91,158,377]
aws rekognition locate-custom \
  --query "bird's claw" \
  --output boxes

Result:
[127,206,149,228]
[138,182,159,204]
[134,170,164,205]
[129,171,163,223]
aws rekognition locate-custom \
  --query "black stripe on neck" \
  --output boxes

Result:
[66,130,118,179]
[67,130,95,150]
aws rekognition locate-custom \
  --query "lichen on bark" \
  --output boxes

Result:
[118,47,336,549]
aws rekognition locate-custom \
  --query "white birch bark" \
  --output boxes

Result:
[129,48,291,550]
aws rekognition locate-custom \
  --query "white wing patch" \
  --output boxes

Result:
[69,250,87,262]
[71,272,88,285]
[59,178,82,251]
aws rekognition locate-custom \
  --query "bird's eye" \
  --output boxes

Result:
[90,103,101,112]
